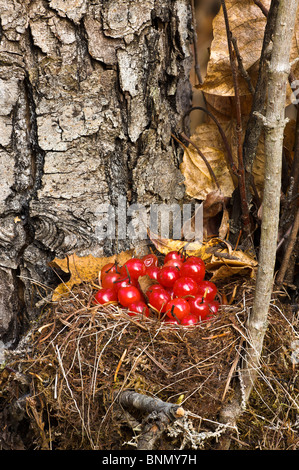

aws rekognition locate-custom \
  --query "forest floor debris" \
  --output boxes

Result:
[0,276,298,450]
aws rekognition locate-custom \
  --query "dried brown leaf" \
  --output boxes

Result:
[138,275,158,301]
[200,0,270,96]
[50,250,135,301]
[200,0,299,106]
[180,121,236,199]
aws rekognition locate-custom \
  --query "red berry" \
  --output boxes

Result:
[188,295,210,320]
[100,262,118,282]
[173,276,198,298]
[197,280,217,302]
[164,317,180,325]
[142,253,158,268]
[113,276,137,293]
[180,259,205,283]
[164,250,185,264]
[148,288,171,313]
[164,259,183,270]
[146,284,164,295]
[157,265,181,288]
[209,300,220,314]
[118,285,142,307]
[146,265,160,281]
[164,287,174,299]
[94,288,118,305]
[185,256,204,265]
[181,314,198,326]
[120,258,146,280]
[165,298,190,320]
[128,301,150,317]
[101,271,122,289]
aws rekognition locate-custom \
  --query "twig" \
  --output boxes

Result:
[220,0,251,235]
[117,390,184,419]
[276,223,292,252]
[55,344,93,445]
[276,207,299,286]
[114,348,127,382]
[179,132,220,190]
[289,108,299,207]
[202,331,230,340]
[182,106,238,179]
[222,338,245,402]
[141,348,171,375]
[242,0,279,214]
[253,0,269,17]
[231,36,255,95]
[117,390,185,450]
[191,0,203,85]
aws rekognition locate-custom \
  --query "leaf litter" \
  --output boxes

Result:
[0,242,298,450]
[1,0,299,451]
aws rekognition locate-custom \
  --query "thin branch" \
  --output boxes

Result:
[179,131,221,190]
[276,207,299,286]
[220,0,251,235]
[243,0,298,409]
[289,107,299,205]
[219,0,299,444]
[117,390,184,419]
[116,390,185,450]
[182,106,237,179]
[253,0,269,17]
[242,0,279,203]
[191,0,203,85]
[231,36,255,95]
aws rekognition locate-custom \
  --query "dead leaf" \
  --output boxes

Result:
[50,249,135,301]
[138,275,158,301]
[209,264,256,282]
[205,245,258,281]
[203,190,230,238]
[149,232,236,262]
[148,232,214,261]
[149,231,257,282]
[200,0,299,105]
[203,92,254,122]
[180,121,236,200]
[218,207,230,239]
[181,111,295,203]
[203,190,228,219]
[200,0,270,97]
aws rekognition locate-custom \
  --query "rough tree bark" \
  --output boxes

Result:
[116,390,185,450]
[0,0,193,352]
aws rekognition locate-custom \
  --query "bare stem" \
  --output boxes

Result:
[219,0,299,443]
[220,0,251,235]
[253,0,269,17]
[276,207,299,286]
[243,0,299,403]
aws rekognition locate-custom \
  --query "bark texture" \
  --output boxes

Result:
[246,0,298,391]
[219,0,299,443]
[0,0,193,345]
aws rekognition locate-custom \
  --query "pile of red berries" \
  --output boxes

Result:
[94,251,219,325]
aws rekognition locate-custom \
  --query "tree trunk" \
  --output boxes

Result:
[0,0,192,348]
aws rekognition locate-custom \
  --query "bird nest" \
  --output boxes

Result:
[1,277,298,450]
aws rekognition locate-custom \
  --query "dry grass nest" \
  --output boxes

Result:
[1,276,299,450]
